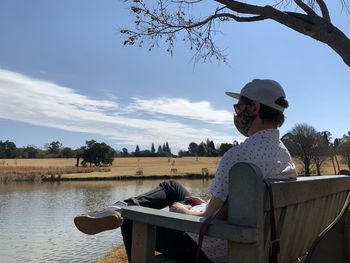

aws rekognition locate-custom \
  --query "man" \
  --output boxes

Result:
[75,79,297,263]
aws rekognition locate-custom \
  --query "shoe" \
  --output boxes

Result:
[74,201,127,235]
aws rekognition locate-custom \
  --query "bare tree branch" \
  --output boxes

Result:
[315,0,331,22]
[293,0,318,16]
[214,0,267,15]
[121,0,350,67]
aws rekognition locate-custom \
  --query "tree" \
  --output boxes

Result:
[122,0,350,67]
[0,140,17,158]
[151,143,155,153]
[198,142,207,156]
[81,140,116,166]
[188,142,199,156]
[61,147,76,158]
[75,147,84,166]
[282,123,319,176]
[165,142,171,154]
[206,139,218,156]
[313,131,331,175]
[336,134,350,170]
[218,143,233,156]
[20,145,44,158]
[333,137,342,171]
[135,145,140,153]
[47,141,62,155]
[157,145,163,154]
[122,148,129,157]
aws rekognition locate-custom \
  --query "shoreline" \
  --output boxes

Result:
[1,172,215,183]
[45,173,214,182]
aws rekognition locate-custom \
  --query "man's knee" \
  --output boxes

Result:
[123,197,139,206]
[159,179,181,190]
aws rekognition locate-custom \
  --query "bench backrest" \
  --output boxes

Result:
[228,162,350,263]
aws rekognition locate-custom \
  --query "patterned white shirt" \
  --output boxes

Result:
[190,128,296,262]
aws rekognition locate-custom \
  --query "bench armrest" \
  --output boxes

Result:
[121,206,257,243]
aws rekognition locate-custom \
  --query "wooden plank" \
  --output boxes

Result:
[122,206,257,243]
[277,192,348,262]
[268,176,350,209]
[228,162,265,262]
[131,221,156,263]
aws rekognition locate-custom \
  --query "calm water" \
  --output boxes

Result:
[0,179,211,263]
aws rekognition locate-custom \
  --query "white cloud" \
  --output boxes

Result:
[130,97,233,125]
[0,68,239,150]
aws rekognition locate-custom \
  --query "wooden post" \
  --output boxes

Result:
[131,221,156,263]
[227,162,265,263]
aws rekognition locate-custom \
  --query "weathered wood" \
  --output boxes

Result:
[130,221,156,263]
[268,175,350,209]
[228,162,265,262]
[122,206,257,242]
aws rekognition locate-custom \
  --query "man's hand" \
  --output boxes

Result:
[185,196,208,206]
[170,202,192,214]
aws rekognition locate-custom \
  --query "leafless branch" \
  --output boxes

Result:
[121,0,267,62]
[315,0,331,22]
[121,0,350,66]
[293,0,318,16]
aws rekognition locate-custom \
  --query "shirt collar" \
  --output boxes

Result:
[249,128,280,140]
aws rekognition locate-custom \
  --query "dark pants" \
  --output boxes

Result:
[121,180,213,263]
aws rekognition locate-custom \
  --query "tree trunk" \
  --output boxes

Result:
[335,155,341,172]
[316,163,321,176]
[330,156,337,174]
[304,159,311,176]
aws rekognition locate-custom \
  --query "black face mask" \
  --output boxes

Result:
[234,107,256,137]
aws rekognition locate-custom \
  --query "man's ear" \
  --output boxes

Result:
[250,101,260,114]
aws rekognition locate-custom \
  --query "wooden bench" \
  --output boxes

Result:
[121,162,350,263]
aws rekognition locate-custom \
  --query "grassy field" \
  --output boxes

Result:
[0,156,348,182]
[65,157,220,179]
[0,157,220,181]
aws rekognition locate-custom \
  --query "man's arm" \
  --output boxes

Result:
[170,195,227,219]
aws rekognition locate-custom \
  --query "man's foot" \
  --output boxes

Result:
[74,201,127,235]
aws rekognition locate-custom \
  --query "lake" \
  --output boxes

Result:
[0,179,211,263]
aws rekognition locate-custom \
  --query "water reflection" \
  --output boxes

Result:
[0,179,211,263]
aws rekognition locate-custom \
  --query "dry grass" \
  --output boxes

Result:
[0,164,110,182]
[96,245,128,263]
[293,158,348,176]
[59,157,220,179]
[0,157,219,182]
[0,156,348,183]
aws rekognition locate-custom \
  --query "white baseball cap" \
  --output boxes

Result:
[226,79,286,112]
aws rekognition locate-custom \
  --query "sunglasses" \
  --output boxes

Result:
[233,103,250,114]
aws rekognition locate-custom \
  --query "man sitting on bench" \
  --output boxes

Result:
[74,79,297,263]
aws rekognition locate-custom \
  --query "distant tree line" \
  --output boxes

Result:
[121,142,173,157]
[0,140,116,166]
[178,139,239,157]
[2,125,350,174]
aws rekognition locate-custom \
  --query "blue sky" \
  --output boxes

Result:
[0,0,349,153]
